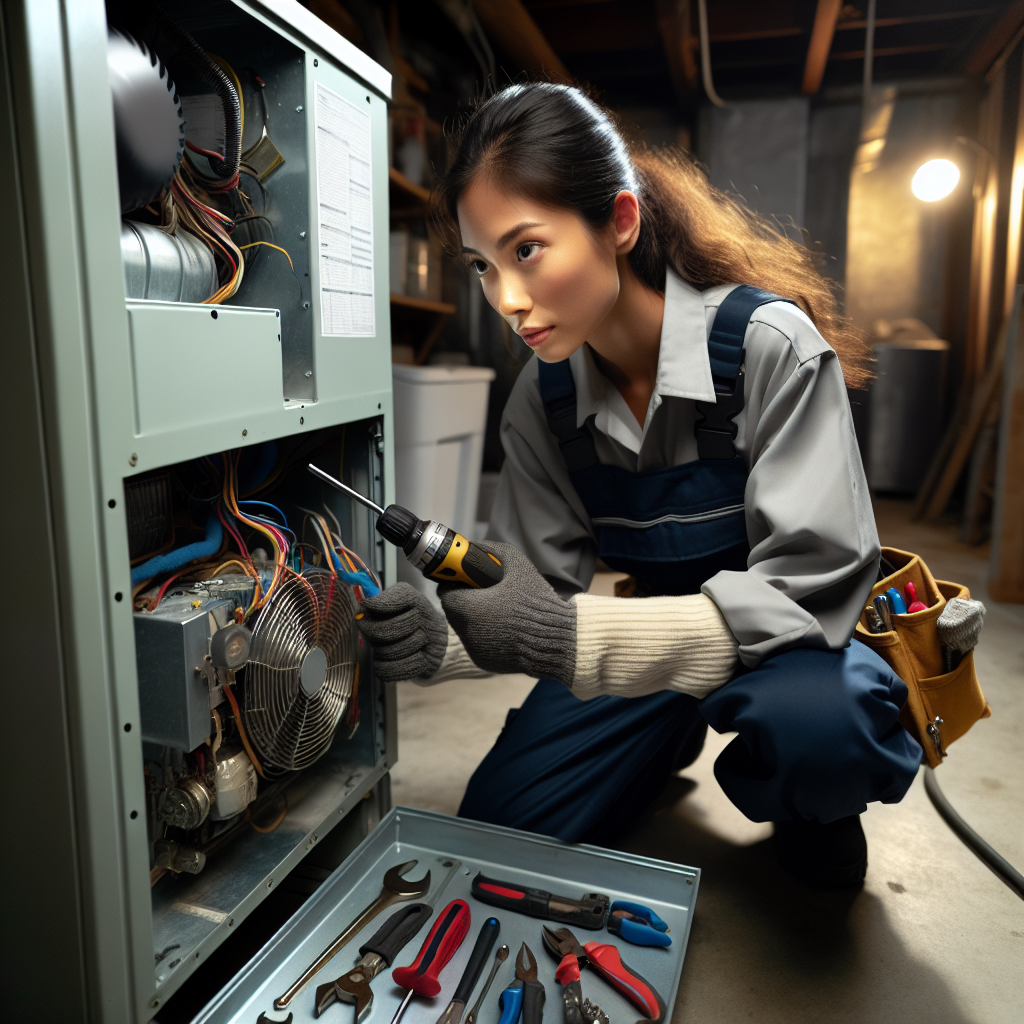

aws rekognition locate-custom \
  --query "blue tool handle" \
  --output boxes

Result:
[497,982,524,1024]
[609,901,668,932]
[617,917,672,947]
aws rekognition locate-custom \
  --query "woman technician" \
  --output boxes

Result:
[359,84,922,889]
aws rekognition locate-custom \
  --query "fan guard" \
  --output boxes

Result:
[244,569,358,772]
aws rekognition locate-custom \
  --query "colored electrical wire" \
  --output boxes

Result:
[237,241,294,271]
[223,681,267,779]
[237,500,290,525]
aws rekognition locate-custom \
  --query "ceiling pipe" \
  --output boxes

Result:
[697,0,726,107]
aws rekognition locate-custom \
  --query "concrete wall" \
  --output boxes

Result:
[845,89,968,336]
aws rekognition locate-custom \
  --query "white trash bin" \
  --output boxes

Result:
[391,364,497,601]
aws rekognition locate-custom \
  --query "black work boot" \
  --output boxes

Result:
[773,815,867,890]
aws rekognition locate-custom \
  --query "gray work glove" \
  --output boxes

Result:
[437,542,576,684]
[357,583,448,682]
[936,597,986,671]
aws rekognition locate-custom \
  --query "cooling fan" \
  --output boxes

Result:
[243,569,359,772]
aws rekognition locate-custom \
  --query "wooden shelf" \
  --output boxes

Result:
[390,292,456,315]
[389,166,430,206]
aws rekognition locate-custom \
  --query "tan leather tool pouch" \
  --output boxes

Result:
[854,547,991,768]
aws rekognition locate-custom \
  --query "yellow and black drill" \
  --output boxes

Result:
[308,464,504,589]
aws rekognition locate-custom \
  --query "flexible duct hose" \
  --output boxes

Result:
[152,8,241,181]
[131,511,223,585]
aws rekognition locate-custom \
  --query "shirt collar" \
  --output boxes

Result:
[566,270,723,453]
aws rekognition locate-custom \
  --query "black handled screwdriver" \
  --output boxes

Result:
[308,464,504,589]
[435,917,501,1024]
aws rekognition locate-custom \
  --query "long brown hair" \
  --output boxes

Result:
[433,83,871,388]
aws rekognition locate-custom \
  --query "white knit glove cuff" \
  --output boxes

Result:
[570,592,739,700]
[413,625,494,686]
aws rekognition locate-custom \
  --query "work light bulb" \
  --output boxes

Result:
[912,159,960,202]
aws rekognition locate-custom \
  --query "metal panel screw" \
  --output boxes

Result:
[242,429,248,437]
[268,878,274,888]
[300,417,305,425]
[299,231,306,239]
[129,453,138,466]
[228,918,234,926]
[303,301,310,309]
[314,58,319,67]
[305,370,312,377]
[296,105,304,112]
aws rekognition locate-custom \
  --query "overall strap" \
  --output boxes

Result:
[695,285,790,460]
[537,359,600,473]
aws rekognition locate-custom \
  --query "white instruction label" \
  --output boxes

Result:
[314,83,374,336]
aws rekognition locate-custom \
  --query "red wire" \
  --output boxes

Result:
[149,569,189,611]
[217,501,251,560]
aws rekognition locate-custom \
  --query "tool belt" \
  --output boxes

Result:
[854,546,991,769]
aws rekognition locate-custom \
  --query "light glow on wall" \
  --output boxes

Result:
[912,159,960,202]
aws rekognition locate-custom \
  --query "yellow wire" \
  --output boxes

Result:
[238,241,295,272]
[223,453,286,613]
[211,559,255,578]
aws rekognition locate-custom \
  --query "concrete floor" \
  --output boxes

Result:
[390,499,1024,1023]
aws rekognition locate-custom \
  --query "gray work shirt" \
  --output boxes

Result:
[486,270,879,668]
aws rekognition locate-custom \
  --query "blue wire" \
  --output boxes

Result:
[237,500,290,527]
[244,513,298,546]
[328,547,380,597]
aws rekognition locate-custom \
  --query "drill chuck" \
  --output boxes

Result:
[376,504,423,551]
[308,465,504,589]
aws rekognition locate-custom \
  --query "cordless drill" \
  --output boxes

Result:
[308,464,504,588]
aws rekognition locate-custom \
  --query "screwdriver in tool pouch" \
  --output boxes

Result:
[389,899,472,1024]
[308,465,504,588]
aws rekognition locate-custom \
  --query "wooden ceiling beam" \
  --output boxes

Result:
[472,0,572,83]
[964,0,1024,77]
[655,0,699,108]
[801,0,841,95]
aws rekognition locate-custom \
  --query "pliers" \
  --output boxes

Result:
[607,901,672,948]
[497,943,545,1024]
[541,926,667,1024]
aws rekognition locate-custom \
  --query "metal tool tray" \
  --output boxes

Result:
[193,806,700,1024]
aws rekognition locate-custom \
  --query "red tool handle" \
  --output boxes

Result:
[392,899,471,999]
[555,952,581,986]
[582,942,666,1022]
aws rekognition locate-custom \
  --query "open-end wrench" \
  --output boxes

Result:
[275,861,431,1010]
[315,857,463,1017]
[465,944,509,1024]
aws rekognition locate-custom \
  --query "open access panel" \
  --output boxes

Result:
[2,1,399,1020]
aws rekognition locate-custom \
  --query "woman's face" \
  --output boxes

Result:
[457,175,632,363]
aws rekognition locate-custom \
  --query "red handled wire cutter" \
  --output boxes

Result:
[541,926,666,1024]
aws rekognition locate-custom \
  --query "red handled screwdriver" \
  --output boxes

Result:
[389,899,472,1024]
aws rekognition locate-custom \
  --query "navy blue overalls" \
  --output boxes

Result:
[459,287,922,844]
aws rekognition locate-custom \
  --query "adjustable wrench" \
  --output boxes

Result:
[275,860,431,1010]
[315,902,432,1019]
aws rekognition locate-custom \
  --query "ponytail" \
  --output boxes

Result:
[434,85,871,389]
